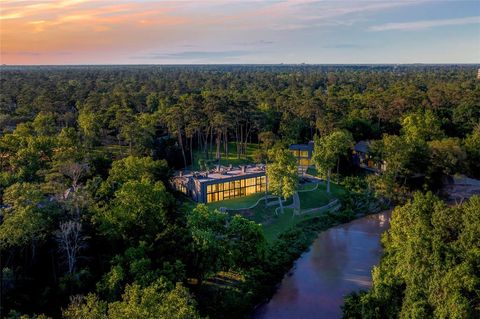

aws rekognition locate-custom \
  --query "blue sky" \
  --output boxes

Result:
[1,0,479,64]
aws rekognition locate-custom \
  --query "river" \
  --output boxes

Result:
[253,211,392,319]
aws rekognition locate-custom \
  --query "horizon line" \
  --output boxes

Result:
[2,63,479,67]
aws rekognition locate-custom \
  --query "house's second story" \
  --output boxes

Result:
[289,141,314,172]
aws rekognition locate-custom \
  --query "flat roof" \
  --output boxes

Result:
[289,144,311,151]
[173,165,266,183]
[354,140,370,153]
[289,141,314,151]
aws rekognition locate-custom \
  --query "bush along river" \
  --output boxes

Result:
[253,211,392,319]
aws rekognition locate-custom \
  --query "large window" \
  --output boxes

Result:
[174,182,187,194]
[179,184,187,194]
[291,150,300,157]
[291,149,310,167]
[299,158,310,167]
[300,150,309,158]
[206,176,267,203]
[291,149,309,159]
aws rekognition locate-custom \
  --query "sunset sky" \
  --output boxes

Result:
[1,0,479,65]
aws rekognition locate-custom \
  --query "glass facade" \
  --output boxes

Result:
[206,176,267,203]
[291,149,310,167]
[178,184,187,194]
[299,158,310,167]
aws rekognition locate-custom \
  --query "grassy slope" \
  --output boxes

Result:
[190,142,259,171]
[189,151,347,242]
[207,192,267,210]
[259,182,345,241]
[205,173,322,211]
[204,182,346,242]
[263,207,342,242]
[299,183,345,210]
[192,181,350,318]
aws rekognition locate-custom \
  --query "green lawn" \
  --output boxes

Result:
[261,208,296,241]
[299,188,332,210]
[298,183,318,191]
[207,192,267,210]
[186,179,346,243]
[190,142,260,171]
[206,183,323,211]
[262,207,340,242]
[318,182,346,197]
[298,182,345,209]
[259,182,345,241]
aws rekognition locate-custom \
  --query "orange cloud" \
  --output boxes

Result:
[0,0,439,64]
[0,1,192,63]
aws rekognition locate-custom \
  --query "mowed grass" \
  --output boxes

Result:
[248,197,293,223]
[317,182,346,197]
[258,182,345,242]
[205,180,320,212]
[190,142,260,171]
[262,208,296,242]
[219,182,344,242]
[262,206,341,242]
[298,183,344,209]
[299,189,332,210]
[207,192,267,210]
[298,183,345,210]
[298,183,317,191]
[190,178,346,243]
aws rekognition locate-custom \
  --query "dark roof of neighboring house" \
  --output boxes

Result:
[289,144,311,151]
[289,140,314,151]
[354,140,370,153]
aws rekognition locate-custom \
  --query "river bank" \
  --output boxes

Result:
[252,211,392,319]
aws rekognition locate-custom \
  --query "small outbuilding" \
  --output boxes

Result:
[289,141,314,174]
[352,140,385,173]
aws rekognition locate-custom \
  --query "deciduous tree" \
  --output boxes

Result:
[55,220,86,275]
[312,130,353,192]
[266,147,298,200]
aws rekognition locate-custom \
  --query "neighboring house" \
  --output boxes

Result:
[171,165,267,203]
[0,125,16,136]
[352,140,385,173]
[289,141,314,174]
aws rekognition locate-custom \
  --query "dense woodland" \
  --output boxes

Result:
[0,65,479,318]
[343,193,480,319]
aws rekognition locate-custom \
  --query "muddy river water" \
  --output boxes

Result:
[253,211,392,319]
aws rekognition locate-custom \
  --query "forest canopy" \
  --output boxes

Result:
[0,65,479,318]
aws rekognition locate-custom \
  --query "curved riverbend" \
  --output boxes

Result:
[253,211,392,319]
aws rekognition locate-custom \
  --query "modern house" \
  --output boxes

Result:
[289,141,314,174]
[171,165,267,203]
[352,140,385,172]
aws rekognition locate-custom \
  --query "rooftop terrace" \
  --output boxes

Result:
[174,164,266,183]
